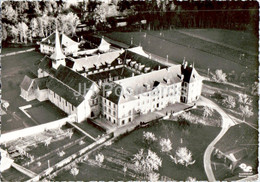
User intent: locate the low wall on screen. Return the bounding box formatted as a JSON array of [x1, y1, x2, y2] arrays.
[[0, 116, 73, 143]]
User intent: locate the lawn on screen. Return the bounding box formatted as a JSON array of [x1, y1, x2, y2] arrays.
[[1, 167, 30, 181], [1, 50, 45, 133], [104, 29, 258, 85], [180, 29, 258, 53], [54, 120, 221, 181], [26, 101, 68, 125]]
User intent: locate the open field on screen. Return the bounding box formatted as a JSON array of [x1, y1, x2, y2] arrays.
[[1, 49, 45, 133], [54, 121, 221, 181], [104, 29, 258, 85]]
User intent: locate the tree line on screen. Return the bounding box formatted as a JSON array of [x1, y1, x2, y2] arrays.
[[1, 0, 258, 44]]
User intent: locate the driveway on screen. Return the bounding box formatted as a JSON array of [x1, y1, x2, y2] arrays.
[[197, 96, 236, 182]]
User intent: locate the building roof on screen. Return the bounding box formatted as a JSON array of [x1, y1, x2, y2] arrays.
[[87, 67, 138, 83], [55, 65, 94, 96], [20, 75, 34, 91], [127, 46, 149, 58], [215, 123, 258, 155], [38, 56, 56, 75], [34, 77, 49, 90], [111, 50, 168, 71], [73, 50, 122, 71], [46, 77, 85, 107], [50, 29, 66, 60], [41, 31, 79, 48]]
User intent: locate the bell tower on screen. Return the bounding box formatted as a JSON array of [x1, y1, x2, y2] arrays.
[[50, 29, 66, 69]]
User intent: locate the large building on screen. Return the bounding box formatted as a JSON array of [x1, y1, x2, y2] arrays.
[[21, 30, 203, 125], [40, 30, 80, 55]]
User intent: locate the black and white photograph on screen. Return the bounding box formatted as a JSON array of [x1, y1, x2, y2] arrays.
[[0, 0, 259, 181]]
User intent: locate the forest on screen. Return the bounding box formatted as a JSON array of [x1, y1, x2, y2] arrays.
[[1, 0, 258, 44]]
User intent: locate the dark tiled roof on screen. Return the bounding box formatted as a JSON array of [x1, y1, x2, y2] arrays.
[[55, 65, 94, 96], [101, 83, 122, 104], [35, 77, 49, 90], [46, 77, 84, 107], [215, 123, 258, 154], [38, 56, 56, 75], [41, 33, 62, 47], [20, 75, 34, 91], [111, 50, 168, 71], [87, 67, 138, 82]]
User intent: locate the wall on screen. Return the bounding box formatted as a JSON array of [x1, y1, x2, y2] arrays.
[[0, 116, 74, 143]]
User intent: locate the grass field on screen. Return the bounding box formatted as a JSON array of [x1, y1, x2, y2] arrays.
[[104, 29, 258, 85], [1, 50, 45, 133], [54, 121, 221, 181]]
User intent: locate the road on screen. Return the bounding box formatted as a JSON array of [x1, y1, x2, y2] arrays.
[[197, 96, 236, 182]]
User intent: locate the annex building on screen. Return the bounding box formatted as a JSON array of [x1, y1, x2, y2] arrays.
[[21, 30, 203, 125]]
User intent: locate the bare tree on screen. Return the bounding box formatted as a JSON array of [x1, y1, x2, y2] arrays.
[[170, 147, 195, 167], [159, 138, 172, 153], [212, 69, 227, 83], [239, 105, 253, 121], [132, 149, 162, 178], [95, 153, 104, 166], [143, 131, 157, 144], [186, 176, 197, 182], [70, 167, 79, 178], [223, 95, 236, 109], [203, 106, 214, 118]]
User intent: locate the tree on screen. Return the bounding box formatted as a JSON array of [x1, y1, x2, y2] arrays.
[[30, 18, 39, 37], [203, 106, 214, 118], [10, 25, 19, 42], [223, 95, 236, 109], [70, 167, 79, 177], [251, 82, 258, 96], [2, 24, 8, 41], [93, 2, 119, 28], [2, 101, 9, 111], [132, 149, 162, 177], [212, 69, 227, 82], [148, 172, 160, 182], [17, 22, 28, 43], [187, 176, 197, 182], [44, 137, 52, 147], [170, 147, 195, 167], [159, 138, 172, 153], [95, 153, 104, 166], [143, 131, 157, 144], [2, 4, 18, 23], [238, 94, 252, 106], [239, 105, 253, 121]]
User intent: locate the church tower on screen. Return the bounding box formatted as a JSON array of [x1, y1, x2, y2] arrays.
[[50, 29, 66, 69]]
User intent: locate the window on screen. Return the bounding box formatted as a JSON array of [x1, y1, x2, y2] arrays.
[[113, 111, 116, 116], [122, 120, 125, 125], [129, 118, 131, 122]]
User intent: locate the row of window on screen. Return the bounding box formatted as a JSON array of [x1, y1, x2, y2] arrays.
[[52, 91, 75, 111]]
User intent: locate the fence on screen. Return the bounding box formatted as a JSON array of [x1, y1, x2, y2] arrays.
[[26, 133, 112, 182]]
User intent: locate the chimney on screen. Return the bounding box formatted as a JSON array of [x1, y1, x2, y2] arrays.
[[132, 72, 135, 77], [158, 65, 161, 70], [149, 54, 151, 59]]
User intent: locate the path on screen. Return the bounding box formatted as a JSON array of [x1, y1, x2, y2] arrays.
[[197, 96, 236, 182], [68, 122, 97, 141], [12, 163, 37, 178], [177, 30, 257, 57], [1, 48, 35, 57]]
